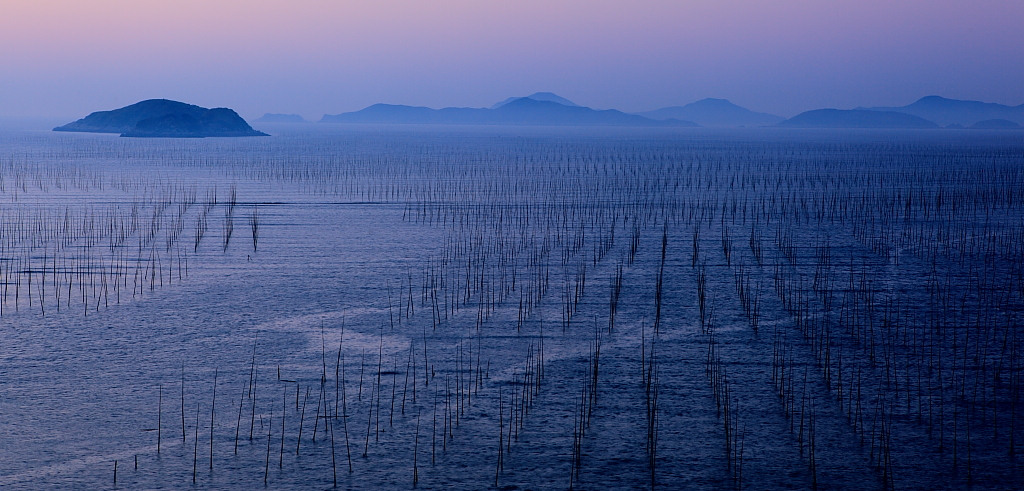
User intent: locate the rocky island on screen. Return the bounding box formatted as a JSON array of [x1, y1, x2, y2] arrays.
[[54, 99, 268, 137]]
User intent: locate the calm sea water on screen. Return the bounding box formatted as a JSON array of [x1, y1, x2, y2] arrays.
[[0, 123, 1021, 489]]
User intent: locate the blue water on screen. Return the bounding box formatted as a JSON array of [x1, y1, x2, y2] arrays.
[[0, 124, 1022, 489]]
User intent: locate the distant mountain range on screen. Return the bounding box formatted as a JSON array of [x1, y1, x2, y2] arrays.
[[778, 109, 939, 129], [255, 113, 307, 123], [861, 96, 1024, 127], [491, 92, 579, 109], [54, 99, 267, 137], [319, 93, 1024, 130], [57, 93, 1001, 132], [48, 95, 1024, 136], [775, 96, 1024, 129], [321, 96, 698, 127], [637, 98, 784, 127], [970, 119, 1021, 129]]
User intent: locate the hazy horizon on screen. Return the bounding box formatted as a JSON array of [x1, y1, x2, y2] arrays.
[[2, 4, 1024, 488], [2, 0, 1022, 121]]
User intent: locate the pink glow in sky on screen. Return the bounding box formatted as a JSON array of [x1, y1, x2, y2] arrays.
[[1, 0, 1022, 119]]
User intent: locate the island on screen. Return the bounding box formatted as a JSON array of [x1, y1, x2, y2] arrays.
[[778, 109, 939, 129], [54, 99, 268, 138], [969, 119, 1021, 130], [255, 113, 307, 123], [321, 95, 698, 127], [864, 96, 1024, 127], [638, 98, 784, 127]]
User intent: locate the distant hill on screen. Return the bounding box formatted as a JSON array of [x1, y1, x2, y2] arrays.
[[779, 109, 939, 129], [969, 119, 1021, 130], [321, 97, 697, 127], [255, 113, 306, 123], [488, 98, 695, 126], [863, 96, 1024, 127], [322, 104, 443, 124], [54, 99, 267, 137], [638, 98, 783, 127], [491, 92, 580, 109]]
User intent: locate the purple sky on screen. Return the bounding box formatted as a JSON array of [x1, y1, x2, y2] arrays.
[[2, 0, 1022, 120]]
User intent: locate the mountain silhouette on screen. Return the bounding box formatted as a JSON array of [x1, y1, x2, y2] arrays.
[[321, 97, 697, 127], [255, 113, 306, 123], [779, 109, 939, 129], [863, 96, 1024, 126], [969, 119, 1021, 130], [490, 92, 580, 109], [54, 99, 267, 137], [638, 98, 783, 127]]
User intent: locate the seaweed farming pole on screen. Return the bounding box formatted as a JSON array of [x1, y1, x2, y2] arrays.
[[341, 379, 352, 473], [192, 402, 200, 484], [495, 386, 504, 486], [362, 383, 374, 458], [157, 384, 162, 454], [264, 407, 272, 485], [654, 225, 667, 334], [329, 404, 337, 488], [280, 386, 286, 468], [249, 205, 259, 252], [297, 387, 309, 455], [342, 325, 350, 418], [413, 406, 420, 486], [250, 364, 259, 441], [209, 369, 217, 470], [181, 365, 186, 444], [375, 328, 383, 441], [234, 382, 245, 454]]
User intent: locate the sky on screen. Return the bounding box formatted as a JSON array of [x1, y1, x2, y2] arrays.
[[1, 0, 1022, 120]]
